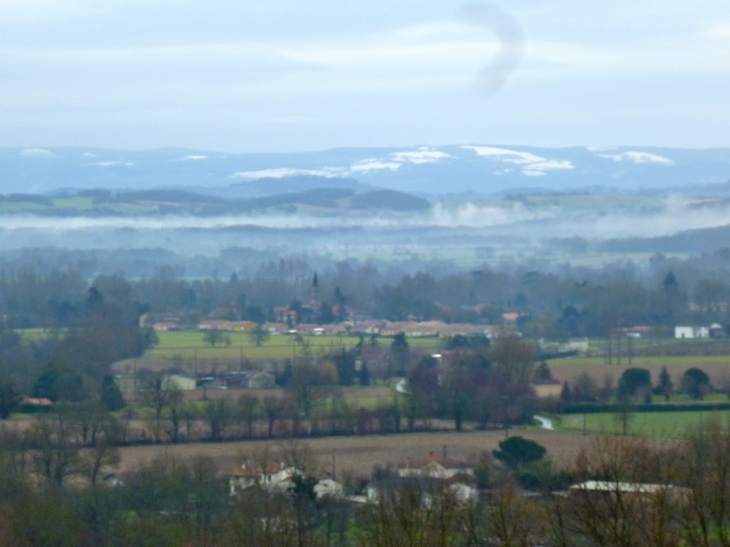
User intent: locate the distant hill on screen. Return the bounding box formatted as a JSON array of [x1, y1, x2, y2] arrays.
[[0, 186, 431, 216], [225, 175, 368, 198], [200, 188, 357, 214], [601, 224, 730, 254], [350, 189, 430, 211], [115, 189, 225, 204]]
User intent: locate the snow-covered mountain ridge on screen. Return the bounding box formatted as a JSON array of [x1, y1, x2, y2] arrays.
[[2, 145, 728, 196]]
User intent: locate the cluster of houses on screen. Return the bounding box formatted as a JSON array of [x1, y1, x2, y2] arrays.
[[152, 319, 502, 339], [226, 450, 687, 507], [228, 451, 479, 504]]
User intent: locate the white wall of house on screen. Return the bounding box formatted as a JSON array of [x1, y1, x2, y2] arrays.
[[675, 326, 710, 339]]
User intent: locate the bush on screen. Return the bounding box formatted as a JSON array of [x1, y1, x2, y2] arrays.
[[682, 368, 711, 400], [618, 368, 652, 398]]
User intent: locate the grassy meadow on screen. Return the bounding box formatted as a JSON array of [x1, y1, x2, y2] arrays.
[[558, 410, 730, 438], [144, 330, 442, 360], [549, 355, 730, 367]]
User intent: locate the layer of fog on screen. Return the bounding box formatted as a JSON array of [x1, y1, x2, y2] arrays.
[[0, 196, 727, 241]]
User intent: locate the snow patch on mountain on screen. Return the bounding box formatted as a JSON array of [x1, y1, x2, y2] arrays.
[[599, 151, 674, 165], [90, 161, 135, 167], [179, 155, 209, 161], [233, 168, 338, 179], [390, 149, 452, 164], [462, 145, 575, 176], [19, 148, 59, 158], [349, 159, 401, 173]]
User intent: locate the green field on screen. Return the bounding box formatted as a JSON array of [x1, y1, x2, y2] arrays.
[[558, 410, 730, 438], [146, 330, 442, 360], [549, 355, 730, 367]]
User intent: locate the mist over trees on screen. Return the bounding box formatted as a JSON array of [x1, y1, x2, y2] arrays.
[[1, 249, 730, 335]]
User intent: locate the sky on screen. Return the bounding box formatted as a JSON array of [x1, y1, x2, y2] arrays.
[[1, 0, 729, 152]]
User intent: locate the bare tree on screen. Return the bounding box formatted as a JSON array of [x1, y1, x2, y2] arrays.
[[238, 393, 260, 439], [487, 481, 548, 547], [139, 374, 181, 442], [557, 435, 684, 547], [81, 439, 120, 486], [262, 395, 285, 438], [679, 415, 730, 547], [491, 334, 538, 386], [204, 399, 234, 442], [31, 412, 81, 488]]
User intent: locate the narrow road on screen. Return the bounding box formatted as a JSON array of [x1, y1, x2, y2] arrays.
[[534, 415, 555, 430]]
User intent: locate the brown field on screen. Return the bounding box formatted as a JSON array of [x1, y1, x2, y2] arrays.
[[116, 429, 587, 477], [550, 362, 730, 386]]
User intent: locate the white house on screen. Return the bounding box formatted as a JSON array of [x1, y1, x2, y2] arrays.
[[364, 479, 478, 506], [675, 326, 710, 339], [228, 462, 301, 496], [398, 453, 474, 480], [314, 479, 344, 499]]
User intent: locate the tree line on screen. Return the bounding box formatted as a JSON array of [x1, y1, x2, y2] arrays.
[[3, 250, 730, 336], [4, 415, 730, 546]]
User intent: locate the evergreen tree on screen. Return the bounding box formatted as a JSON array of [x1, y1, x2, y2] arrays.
[[100, 375, 125, 411], [359, 363, 371, 386], [560, 381, 573, 402], [655, 366, 673, 401], [0, 380, 22, 419]]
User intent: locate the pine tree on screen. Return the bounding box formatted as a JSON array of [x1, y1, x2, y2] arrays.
[[655, 366, 673, 402], [560, 381, 573, 402], [359, 363, 371, 386], [100, 375, 125, 411]]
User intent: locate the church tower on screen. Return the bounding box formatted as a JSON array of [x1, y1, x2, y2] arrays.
[[311, 272, 321, 313]]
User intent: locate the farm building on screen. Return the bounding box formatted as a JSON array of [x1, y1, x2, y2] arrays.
[[314, 479, 344, 499], [674, 326, 710, 339], [198, 319, 233, 331], [152, 321, 180, 331], [162, 374, 196, 391], [351, 320, 388, 335], [263, 322, 289, 334], [364, 477, 478, 506], [295, 323, 321, 335], [399, 452, 474, 480], [228, 463, 301, 496], [533, 383, 562, 398], [247, 372, 276, 389], [569, 481, 690, 502], [230, 321, 258, 332], [23, 397, 53, 407]]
